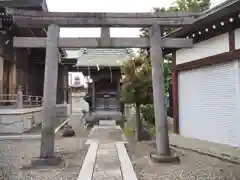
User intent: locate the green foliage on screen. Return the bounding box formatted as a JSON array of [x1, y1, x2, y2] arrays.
[[120, 56, 152, 104], [122, 1, 211, 139], [124, 123, 134, 137], [149, 124, 156, 137], [140, 104, 155, 125], [171, 0, 211, 12], [139, 0, 211, 95], [164, 58, 173, 94]]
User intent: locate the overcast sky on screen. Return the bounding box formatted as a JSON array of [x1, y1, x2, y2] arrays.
[[46, 0, 225, 38], [45, 0, 226, 85]]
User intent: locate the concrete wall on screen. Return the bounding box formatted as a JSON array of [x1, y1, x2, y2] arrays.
[[0, 104, 72, 134], [71, 94, 89, 113], [55, 104, 72, 125], [0, 107, 43, 133], [124, 104, 137, 129], [235, 28, 240, 50], [176, 33, 229, 64]]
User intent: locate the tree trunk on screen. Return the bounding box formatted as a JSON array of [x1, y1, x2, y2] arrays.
[[135, 103, 142, 141]]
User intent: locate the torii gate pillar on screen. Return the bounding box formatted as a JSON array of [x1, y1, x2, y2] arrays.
[[149, 24, 178, 162], [32, 24, 62, 165]]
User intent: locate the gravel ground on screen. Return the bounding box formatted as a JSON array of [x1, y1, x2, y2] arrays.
[[0, 137, 89, 180], [0, 113, 90, 180], [126, 138, 240, 180]]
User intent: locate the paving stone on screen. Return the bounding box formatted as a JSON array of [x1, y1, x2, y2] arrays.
[[92, 143, 122, 180], [88, 126, 125, 142], [88, 126, 125, 180], [169, 134, 240, 164]]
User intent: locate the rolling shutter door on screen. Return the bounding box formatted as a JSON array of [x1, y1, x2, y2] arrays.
[[178, 61, 240, 147]]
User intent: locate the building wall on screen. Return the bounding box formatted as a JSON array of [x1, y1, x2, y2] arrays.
[[0, 33, 14, 95], [15, 48, 29, 93], [235, 28, 240, 50], [15, 49, 44, 96], [174, 28, 240, 147], [176, 33, 229, 64], [0, 28, 45, 98]]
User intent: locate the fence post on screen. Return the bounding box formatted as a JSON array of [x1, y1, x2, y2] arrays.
[[28, 96, 32, 107], [17, 89, 23, 108]]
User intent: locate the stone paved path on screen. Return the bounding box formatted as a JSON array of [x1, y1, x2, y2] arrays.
[[93, 143, 122, 180], [79, 123, 137, 180]]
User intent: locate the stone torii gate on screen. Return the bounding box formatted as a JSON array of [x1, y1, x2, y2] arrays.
[[6, 8, 198, 164]]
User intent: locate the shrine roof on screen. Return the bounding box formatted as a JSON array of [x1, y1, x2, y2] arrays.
[[65, 48, 134, 67], [0, 0, 66, 56], [165, 0, 240, 39]]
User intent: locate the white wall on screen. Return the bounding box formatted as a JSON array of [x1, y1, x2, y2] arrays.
[[235, 28, 240, 50], [178, 60, 240, 147], [176, 33, 229, 64]]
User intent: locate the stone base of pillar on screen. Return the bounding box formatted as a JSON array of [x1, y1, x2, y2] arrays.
[[30, 155, 63, 167], [149, 150, 179, 163]]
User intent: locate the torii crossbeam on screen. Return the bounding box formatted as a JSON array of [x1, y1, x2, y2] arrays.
[[13, 37, 193, 48], [6, 7, 199, 165], [6, 8, 199, 27]]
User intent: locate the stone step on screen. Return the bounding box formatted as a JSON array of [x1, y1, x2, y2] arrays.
[[99, 120, 116, 126]]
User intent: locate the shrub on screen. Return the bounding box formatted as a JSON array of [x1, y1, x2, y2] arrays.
[[124, 123, 134, 137], [140, 104, 155, 125]]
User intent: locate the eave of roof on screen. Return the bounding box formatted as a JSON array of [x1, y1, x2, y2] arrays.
[[0, 0, 46, 9], [64, 48, 133, 67], [165, 0, 240, 38]]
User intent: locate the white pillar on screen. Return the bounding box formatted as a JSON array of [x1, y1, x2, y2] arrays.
[[40, 24, 60, 159], [150, 24, 170, 156]]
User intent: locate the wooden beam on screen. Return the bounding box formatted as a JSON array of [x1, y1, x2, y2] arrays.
[[13, 37, 193, 48], [6, 8, 198, 27], [176, 49, 240, 72]]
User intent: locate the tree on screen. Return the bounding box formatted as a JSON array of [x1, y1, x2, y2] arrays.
[[122, 0, 211, 141], [139, 0, 211, 94], [120, 56, 152, 140], [164, 57, 172, 95], [171, 0, 210, 12]]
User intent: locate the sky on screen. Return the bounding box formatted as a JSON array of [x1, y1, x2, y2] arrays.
[[45, 0, 225, 86]]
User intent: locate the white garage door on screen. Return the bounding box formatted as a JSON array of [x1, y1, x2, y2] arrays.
[[178, 61, 240, 147]]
